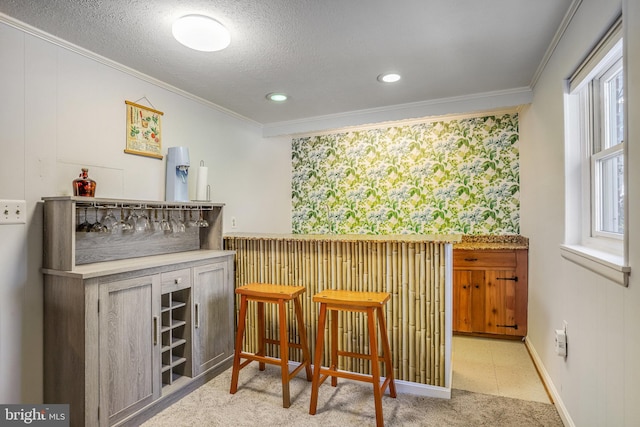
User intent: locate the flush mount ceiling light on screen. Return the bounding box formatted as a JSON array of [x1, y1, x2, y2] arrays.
[[377, 73, 401, 83], [172, 15, 230, 52], [266, 93, 288, 102]]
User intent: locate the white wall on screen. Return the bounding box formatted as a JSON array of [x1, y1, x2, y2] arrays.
[[0, 20, 291, 403], [520, 0, 639, 425]]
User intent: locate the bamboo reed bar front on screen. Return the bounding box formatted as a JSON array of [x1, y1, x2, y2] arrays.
[[224, 233, 460, 388]]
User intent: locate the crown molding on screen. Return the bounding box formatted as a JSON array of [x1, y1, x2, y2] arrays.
[[263, 87, 532, 138], [530, 0, 583, 89], [0, 12, 260, 128]]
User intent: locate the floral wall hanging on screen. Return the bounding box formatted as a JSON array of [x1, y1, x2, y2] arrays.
[[125, 100, 163, 159], [291, 113, 520, 235]]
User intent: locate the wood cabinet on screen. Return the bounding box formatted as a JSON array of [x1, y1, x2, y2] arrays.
[[193, 261, 234, 375], [453, 249, 528, 337], [42, 197, 235, 427], [99, 274, 161, 426]]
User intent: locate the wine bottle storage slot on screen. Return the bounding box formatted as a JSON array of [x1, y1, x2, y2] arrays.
[[160, 287, 193, 389]]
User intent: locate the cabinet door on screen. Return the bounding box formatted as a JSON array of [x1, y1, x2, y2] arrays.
[[484, 269, 518, 335], [193, 261, 233, 376], [99, 274, 161, 426], [453, 270, 485, 333], [453, 270, 472, 332]]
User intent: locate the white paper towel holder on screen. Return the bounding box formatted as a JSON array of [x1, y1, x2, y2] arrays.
[[193, 160, 211, 202]]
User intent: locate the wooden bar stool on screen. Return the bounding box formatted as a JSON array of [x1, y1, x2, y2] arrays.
[[309, 289, 396, 427], [229, 283, 312, 408]]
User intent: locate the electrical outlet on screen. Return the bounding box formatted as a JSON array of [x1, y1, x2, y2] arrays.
[[231, 216, 237, 229], [0, 200, 27, 224]]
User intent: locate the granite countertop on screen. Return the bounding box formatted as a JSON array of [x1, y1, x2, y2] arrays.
[[454, 235, 529, 250], [224, 232, 462, 244], [223, 233, 527, 248]]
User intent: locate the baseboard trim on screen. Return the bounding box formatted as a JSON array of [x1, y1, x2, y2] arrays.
[[394, 378, 451, 399], [288, 360, 452, 399], [524, 337, 575, 427]]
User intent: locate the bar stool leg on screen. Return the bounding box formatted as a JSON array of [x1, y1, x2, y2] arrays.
[[309, 302, 327, 415], [294, 297, 313, 381], [257, 301, 266, 371], [278, 299, 291, 408], [367, 307, 384, 427], [230, 295, 248, 394], [330, 309, 338, 387], [377, 306, 396, 397]]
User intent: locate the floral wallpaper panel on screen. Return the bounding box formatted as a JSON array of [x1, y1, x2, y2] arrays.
[[291, 113, 519, 235]]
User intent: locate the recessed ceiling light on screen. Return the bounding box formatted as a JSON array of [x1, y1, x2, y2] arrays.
[[172, 15, 230, 52], [266, 93, 288, 102], [377, 73, 401, 83]]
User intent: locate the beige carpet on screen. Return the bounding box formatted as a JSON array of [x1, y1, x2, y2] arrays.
[[142, 364, 563, 426]]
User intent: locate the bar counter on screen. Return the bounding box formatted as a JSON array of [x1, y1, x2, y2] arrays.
[[224, 233, 461, 389]]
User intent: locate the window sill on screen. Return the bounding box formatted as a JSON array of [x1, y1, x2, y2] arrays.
[[560, 244, 630, 287]]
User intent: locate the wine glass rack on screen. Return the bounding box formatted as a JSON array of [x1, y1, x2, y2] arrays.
[[42, 196, 224, 270]]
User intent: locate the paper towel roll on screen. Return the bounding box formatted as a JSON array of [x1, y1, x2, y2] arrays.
[[195, 166, 209, 200]]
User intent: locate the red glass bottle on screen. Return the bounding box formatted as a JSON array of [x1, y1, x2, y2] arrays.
[[73, 168, 96, 197]]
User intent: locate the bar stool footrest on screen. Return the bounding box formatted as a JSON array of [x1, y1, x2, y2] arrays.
[[318, 367, 376, 384], [238, 352, 290, 367]]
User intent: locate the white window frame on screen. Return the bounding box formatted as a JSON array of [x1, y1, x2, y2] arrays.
[[561, 17, 630, 286], [592, 56, 624, 241]]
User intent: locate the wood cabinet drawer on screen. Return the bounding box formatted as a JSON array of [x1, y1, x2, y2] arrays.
[[161, 268, 191, 292], [453, 250, 517, 269]]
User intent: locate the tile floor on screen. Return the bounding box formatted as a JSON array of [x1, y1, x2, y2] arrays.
[[452, 335, 551, 404]]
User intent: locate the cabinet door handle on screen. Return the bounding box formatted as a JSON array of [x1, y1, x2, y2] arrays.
[[475, 285, 479, 289], [153, 316, 159, 346], [464, 257, 478, 262], [195, 303, 200, 329]]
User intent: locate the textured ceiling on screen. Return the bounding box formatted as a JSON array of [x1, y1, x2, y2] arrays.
[[0, 0, 572, 128]]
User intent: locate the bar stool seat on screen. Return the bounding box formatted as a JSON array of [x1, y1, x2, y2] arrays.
[[309, 289, 397, 427], [229, 283, 312, 408]]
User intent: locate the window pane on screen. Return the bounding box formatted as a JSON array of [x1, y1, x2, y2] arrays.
[[597, 152, 624, 234], [604, 68, 624, 149]]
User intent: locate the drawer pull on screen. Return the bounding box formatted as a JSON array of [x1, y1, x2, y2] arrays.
[[195, 303, 200, 329], [153, 316, 159, 345], [464, 257, 478, 262], [496, 276, 518, 282], [497, 324, 519, 329], [174, 278, 182, 284]]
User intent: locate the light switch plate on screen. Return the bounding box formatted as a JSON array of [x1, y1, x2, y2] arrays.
[[0, 200, 27, 224]]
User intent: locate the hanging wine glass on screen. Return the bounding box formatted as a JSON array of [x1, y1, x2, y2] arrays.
[[185, 209, 198, 228], [76, 207, 91, 232], [151, 209, 162, 232], [135, 208, 150, 233], [161, 209, 171, 233], [118, 207, 133, 233], [169, 209, 184, 233], [101, 207, 118, 232], [176, 210, 186, 233], [125, 208, 138, 231], [197, 207, 209, 228], [90, 206, 107, 232]]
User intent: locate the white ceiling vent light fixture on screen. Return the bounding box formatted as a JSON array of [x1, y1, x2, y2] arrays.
[[172, 15, 231, 52], [377, 73, 401, 83]]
